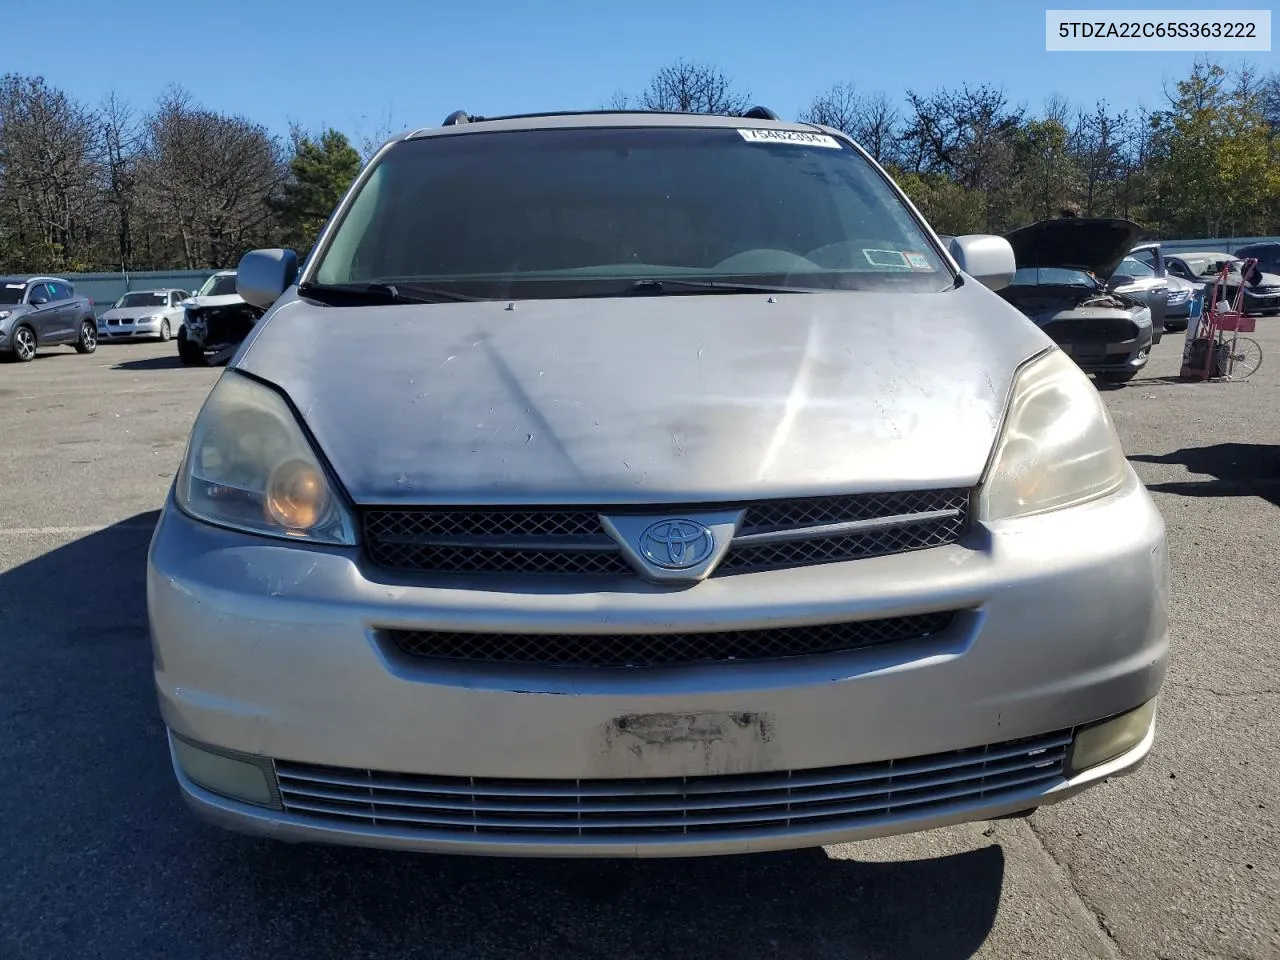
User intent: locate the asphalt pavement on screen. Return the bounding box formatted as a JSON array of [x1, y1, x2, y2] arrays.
[[1, 328, 1276, 960]]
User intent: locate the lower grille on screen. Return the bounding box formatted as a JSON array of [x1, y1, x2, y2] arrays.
[[274, 729, 1071, 840], [1045, 318, 1140, 341], [383, 611, 957, 667]]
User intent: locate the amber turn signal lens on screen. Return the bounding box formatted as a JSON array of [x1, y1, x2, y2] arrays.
[[265, 459, 328, 530]]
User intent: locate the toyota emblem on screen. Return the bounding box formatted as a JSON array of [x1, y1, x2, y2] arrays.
[[638, 519, 715, 570]]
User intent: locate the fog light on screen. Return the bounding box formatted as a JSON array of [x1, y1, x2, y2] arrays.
[[1068, 699, 1157, 775], [171, 734, 279, 807]]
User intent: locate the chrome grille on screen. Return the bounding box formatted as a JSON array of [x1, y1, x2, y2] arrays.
[[361, 488, 970, 578], [274, 730, 1071, 840], [383, 611, 956, 667]]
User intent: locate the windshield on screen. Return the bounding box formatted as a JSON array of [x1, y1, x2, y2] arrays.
[[198, 275, 239, 297], [117, 291, 168, 308], [310, 126, 953, 298], [1182, 257, 1227, 276], [1112, 257, 1154, 280], [1008, 267, 1096, 288], [0, 283, 26, 305]]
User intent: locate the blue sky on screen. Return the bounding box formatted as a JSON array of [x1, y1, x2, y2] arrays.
[[8, 0, 1274, 141]]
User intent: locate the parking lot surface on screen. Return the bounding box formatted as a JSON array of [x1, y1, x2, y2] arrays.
[[1, 332, 1277, 960]]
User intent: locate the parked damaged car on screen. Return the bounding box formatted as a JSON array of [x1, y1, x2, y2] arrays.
[[177, 270, 267, 366], [999, 218, 1154, 384]]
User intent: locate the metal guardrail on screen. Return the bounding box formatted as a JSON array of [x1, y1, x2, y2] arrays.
[[1152, 236, 1279, 256], [61, 269, 224, 317]]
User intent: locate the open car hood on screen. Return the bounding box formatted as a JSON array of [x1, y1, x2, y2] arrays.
[[1005, 218, 1143, 281]]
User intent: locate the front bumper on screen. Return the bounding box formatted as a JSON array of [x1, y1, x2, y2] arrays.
[[1241, 289, 1280, 315], [98, 319, 163, 340], [148, 468, 1170, 857], [1059, 330, 1153, 373]]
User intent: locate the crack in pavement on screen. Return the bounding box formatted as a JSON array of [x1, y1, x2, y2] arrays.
[[1024, 819, 1123, 959]]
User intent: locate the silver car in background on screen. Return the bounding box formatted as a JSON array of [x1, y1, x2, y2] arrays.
[[97, 288, 188, 342], [148, 110, 1169, 859]]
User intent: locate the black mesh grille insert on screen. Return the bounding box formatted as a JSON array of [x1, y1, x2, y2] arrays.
[[383, 611, 957, 667], [361, 489, 971, 578], [721, 512, 968, 573], [363, 507, 629, 575], [739, 488, 968, 534]]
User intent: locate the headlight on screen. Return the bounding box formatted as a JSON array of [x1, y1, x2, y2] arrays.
[[0, 310, 10, 321], [175, 370, 356, 544], [978, 349, 1128, 521]]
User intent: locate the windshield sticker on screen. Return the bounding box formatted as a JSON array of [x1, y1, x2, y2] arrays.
[[903, 252, 934, 270], [737, 129, 841, 149], [863, 248, 911, 269], [5, 283, 24, 288]]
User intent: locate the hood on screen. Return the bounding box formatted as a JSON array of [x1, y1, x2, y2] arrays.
[[185, 293, 245, 310], [102, 307, 164, 320], [1005, 218, 1143, 281], [235, 284, 1050, 505]]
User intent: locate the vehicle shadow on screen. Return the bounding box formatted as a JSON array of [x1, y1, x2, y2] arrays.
[[0, 514, 1004, 960], [1131, 443, 1280, 508], [1096, 375, 1202, 392], [112, 354, 187, 371]]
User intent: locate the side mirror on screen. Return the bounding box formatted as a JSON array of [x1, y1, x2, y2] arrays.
[[948, 235, 1017, 291], [29, 294, 49, 306], [237, 248, 299, 310]]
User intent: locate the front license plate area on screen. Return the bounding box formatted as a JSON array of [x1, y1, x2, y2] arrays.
[[1072, 343, 1105, 360], [597, 710, 778, 778]]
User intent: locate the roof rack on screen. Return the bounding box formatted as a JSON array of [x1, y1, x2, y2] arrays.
[[440, 106, 784, 127], [442, 110, 479, 126]]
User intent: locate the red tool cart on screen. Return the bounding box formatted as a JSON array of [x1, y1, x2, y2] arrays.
[[1179, 258, 1264, 381]]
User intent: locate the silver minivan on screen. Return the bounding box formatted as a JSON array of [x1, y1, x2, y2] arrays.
[[148, 109, 1169, 859]]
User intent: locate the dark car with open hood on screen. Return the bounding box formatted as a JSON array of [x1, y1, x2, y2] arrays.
[[998, 218, 1155, 384]]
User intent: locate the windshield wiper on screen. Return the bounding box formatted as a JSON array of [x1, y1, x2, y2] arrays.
[[298, 281, 487, 305], [622, 278, 817, 296]]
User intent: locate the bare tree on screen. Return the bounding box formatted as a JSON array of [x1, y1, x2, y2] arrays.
[[99, 91, 143, 269], [353, 104, 398, 162], [141, 85, 285, 268], [601, 89, 631, 110], [801, 83, 902, 165], [802, 81, 861, 133], [638, 59, 750, 115], [1261, 71, 1280, 133], [0, 73, 102, 269], [1071, 101, 1129, 216], [902, 84, 1024, 229]]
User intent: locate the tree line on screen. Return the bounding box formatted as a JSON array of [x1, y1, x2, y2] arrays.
[[1, 57, 1278, 274]]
